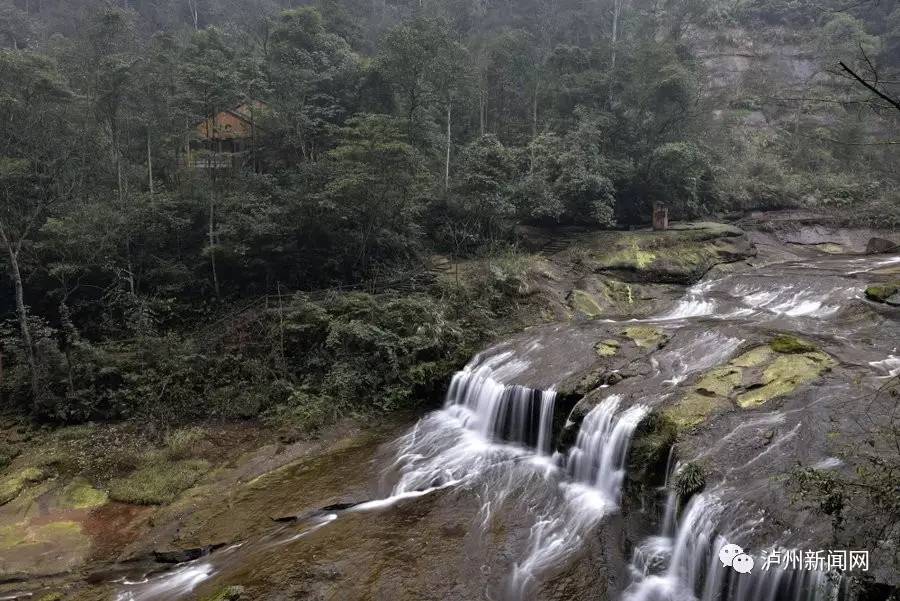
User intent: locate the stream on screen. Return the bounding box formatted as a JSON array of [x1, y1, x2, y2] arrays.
[[110, 251, 898, 601]]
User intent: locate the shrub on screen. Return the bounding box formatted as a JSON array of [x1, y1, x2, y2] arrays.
[[674, 462, 706, 499]]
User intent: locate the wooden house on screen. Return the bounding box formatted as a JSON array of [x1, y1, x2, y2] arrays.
[[184, 101, 268, 172]]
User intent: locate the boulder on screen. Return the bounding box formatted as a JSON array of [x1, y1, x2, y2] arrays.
[[865, 237, 898, 255], [865, 283, 900, 304]]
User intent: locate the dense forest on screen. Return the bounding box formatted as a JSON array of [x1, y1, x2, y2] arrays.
[[1, 0, 898, 427]]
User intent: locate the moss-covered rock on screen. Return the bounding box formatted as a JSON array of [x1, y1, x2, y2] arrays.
[[623, 326, 669, 349], [770, 335, 817, 354], [664, 392, 731, 429], [60, 477, 108, 509], [695, 366, 742, 397], [628, 412, 678, 485], [568, 289, 604, 317], [731, 346, 773, 367], [665, 343, 836, 427], [583, 224, 755, 285], [594, 339, 620, 357], [0, 467, 47, 506], [736, 352, 834, 408], [865, 283, 899, 304], [109, 459, 209, 505]]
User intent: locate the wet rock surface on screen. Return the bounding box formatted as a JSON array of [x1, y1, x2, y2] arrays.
[[3, 223, 899, 601]]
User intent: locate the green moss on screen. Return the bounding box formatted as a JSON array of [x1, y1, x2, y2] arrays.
[[770, 335, 817, 354], [0, 467, 47, 506], [109, 459, 209, 505], [665, 392, 731, 429], [37, 594, 64, 601], [598, 240, 657, 271], [731, 346, 773, 368], [569, 289, 604, 317], [737, 352, 834, 408], [0, 524, 27, 548], [623, 326, 667, 349], [695, 366, 742, 397], [865, 283, 899, 303], [60, 477, 108, 509], [201, 585, 246, 601], [628, 412, 678, 484], [594, 339, 620, 357]]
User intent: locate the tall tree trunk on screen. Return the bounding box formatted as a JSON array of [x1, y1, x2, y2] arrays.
[[147, 129, 154, 195], [609, 0, 622, 106], [187, 0, 199, 30], [611, 0, 621, 71], [479, 90, 485, 136], [445, 101, 452, 191], [59, 300, 78, 397], [0, 232, 39, 402], [209, 191, 220, 299]]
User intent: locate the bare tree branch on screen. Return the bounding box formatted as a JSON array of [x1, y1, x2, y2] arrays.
[[839, 61, 900, 113]]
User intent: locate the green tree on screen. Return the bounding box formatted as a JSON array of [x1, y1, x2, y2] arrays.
[[0, 50, 74, 405], [265, 7, 359, 164], [320, 114, 426, 277]]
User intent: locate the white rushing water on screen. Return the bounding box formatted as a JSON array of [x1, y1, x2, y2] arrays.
[[378, 350, 558, 505], [508, 396, 649, 599], [660, 269, 862, 323], [624, 494, 843, 601]]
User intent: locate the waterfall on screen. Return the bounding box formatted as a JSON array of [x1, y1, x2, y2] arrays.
[[508, 396, 648, 599], [660, 453, 679, 539], [624, 495, 844, 601], [566, 396, 649, 500], [380, 351, 558, 504], [445, 353, 557, 453]]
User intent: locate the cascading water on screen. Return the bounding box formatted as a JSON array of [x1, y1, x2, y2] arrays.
[[624, 494, 844, 601], [381, 350, 558, 501], [445, 363, 557, 452], [567, 396, 649, 498], [508, 396, 649, 599]]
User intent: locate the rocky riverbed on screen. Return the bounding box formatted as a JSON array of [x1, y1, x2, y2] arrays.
[[1, 219, 898, 601]]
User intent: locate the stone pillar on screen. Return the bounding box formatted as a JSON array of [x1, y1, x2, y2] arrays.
[[652, 203, 668, 231]]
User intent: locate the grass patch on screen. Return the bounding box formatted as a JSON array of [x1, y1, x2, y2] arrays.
[[109, 459, 209, 505], [0, 444, 19, 472], [164, 427, 207, 461]]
